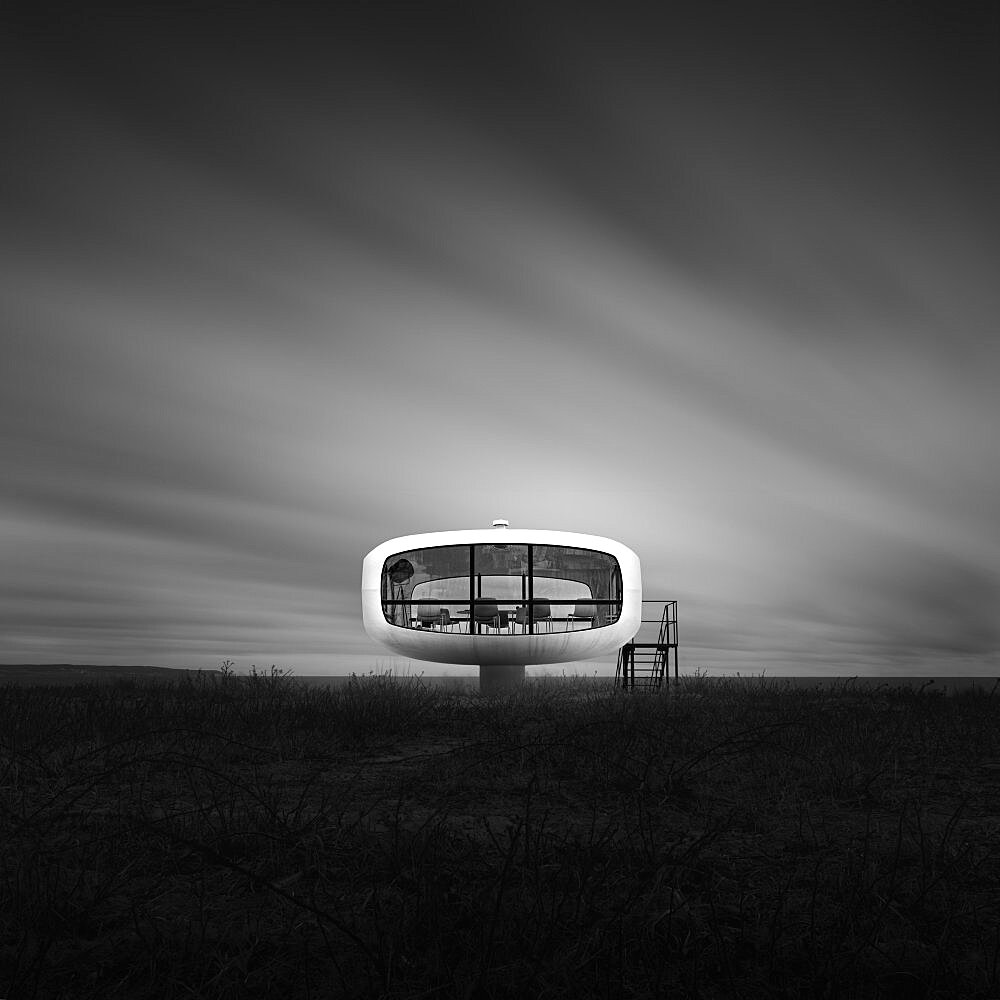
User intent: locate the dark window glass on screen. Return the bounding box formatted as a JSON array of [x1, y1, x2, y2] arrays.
[[532, 545, 622, 627], [473, 543, 529, 602], [382, 546, 469, 627], [382, 542, 621, 632]]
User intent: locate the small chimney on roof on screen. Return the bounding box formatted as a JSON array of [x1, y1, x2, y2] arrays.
[[492, 518, 509, 528]]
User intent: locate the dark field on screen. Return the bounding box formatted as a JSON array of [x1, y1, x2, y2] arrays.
[[2, 668, 1000, 998]]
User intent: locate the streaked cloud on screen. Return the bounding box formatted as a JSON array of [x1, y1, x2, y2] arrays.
[[1, 4, 997, 675]]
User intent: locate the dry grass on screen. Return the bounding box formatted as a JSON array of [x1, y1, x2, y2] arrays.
[[2, 669, 1000, 998]]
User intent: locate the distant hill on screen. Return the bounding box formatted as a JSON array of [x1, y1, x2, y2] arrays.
[[0, 664, 215, 685]]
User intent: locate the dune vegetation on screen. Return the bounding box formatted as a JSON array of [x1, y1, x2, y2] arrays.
[[2, 667, 1000, 998]]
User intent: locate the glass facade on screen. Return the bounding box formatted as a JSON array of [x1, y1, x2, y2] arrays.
[[381, 543, 622, 634]]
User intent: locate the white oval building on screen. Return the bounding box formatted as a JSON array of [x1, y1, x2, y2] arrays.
[[362, 522, 642, 691]]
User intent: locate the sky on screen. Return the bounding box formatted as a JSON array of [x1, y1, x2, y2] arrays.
[[2, 3, 998, 677]]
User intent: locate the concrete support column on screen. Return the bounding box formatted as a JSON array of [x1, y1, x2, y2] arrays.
[[479, 663, 525, 694]]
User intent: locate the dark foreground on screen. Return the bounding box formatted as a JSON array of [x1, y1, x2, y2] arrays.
[[2, 671, 999, 999]]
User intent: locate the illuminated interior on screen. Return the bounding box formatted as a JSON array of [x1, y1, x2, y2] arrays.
[[381, 543, 623, 634]]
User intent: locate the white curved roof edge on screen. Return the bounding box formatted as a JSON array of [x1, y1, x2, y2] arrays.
[[361, 528, 642, 667], [362, 527, 641, 571]]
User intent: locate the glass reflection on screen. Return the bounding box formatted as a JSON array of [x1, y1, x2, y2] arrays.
[[382, 543, 622, 634]]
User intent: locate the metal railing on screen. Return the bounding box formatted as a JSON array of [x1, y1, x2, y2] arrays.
[[615, 600, 679, 689]]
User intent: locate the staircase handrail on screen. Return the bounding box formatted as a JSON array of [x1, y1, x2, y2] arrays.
[[616, 599, 678, 689]]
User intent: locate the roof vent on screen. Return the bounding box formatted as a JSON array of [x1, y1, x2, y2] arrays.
[[492, 519, 509, 529]]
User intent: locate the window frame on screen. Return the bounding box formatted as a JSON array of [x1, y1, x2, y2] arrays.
[[381, 542, 623, 634]]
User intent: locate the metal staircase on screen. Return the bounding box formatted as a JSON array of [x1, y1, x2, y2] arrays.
[[615, 601, 678, 690]]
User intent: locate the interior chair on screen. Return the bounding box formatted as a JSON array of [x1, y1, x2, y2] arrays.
[[515, 601, 552, 633], [417, 604, 448, 628], [568, 602, 597, 630], [473, 600, 502, 633]]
